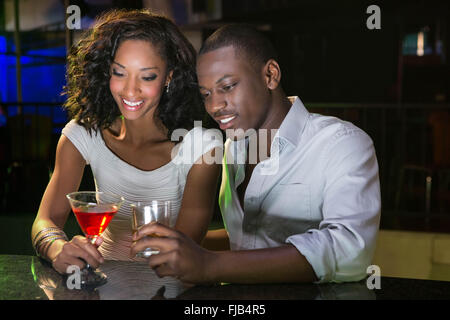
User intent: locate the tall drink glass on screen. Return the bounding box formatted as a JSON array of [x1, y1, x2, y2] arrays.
[[131, 200, 171, 258]]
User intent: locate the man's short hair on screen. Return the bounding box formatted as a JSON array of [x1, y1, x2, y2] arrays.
[[199, 24, 278, 71]]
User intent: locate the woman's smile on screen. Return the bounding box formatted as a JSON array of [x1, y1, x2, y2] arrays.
[[122, 98, 144, 111]]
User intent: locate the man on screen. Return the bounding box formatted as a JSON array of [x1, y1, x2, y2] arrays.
[[131, 24, 381, 284]]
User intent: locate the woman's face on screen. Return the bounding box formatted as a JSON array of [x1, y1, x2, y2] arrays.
[[109, 39, 172, 122]]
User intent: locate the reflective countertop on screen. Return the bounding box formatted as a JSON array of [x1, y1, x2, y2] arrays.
[[1, 255, 450, 300]]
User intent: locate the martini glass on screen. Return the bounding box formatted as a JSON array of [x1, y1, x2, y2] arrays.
[[66, 191, 124, 288]]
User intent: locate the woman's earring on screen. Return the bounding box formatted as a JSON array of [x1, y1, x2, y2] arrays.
[[166, 82, 170, 93]]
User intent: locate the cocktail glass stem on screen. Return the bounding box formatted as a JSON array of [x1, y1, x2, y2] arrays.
[[84, 235, 100, 270]]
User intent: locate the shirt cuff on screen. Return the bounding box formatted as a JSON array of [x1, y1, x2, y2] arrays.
[[285, 230, 337, 284]]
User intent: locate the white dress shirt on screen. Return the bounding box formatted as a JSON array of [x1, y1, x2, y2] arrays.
[[219, 96, 381, 283]]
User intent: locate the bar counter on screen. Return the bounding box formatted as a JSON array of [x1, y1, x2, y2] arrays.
[[1, 254, 450, 300]]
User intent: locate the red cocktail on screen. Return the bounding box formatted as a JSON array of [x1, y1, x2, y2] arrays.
[[66, 191, 124, 288], [73, 207, 117, 243]]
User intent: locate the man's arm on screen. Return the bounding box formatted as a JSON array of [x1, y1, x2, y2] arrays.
[[130, 223, 317, 284], [285, 128, 381, 283], [207, 244, 317, 284]]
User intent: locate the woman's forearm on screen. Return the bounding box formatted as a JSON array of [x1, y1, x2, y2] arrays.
[[31, 217, 68, 262], [202, 228, 230, 251]]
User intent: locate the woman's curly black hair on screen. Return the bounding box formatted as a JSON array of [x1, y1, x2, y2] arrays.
[[63, 9, 204, 139]]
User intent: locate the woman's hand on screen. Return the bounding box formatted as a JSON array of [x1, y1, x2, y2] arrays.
[[51, 235, 104, 274], [130, 223, 218, 284]]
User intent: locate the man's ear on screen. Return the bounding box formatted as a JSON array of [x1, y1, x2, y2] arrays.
[[264, 59, 281, 90]]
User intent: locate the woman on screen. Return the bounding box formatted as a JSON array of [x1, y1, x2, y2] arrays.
[[31, 9, 222, 274]]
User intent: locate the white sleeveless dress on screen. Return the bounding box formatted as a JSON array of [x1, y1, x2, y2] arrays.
[[62, 120, 223, 261]]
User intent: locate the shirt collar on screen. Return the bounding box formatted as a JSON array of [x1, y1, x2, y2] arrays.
[[226, 96, 310, 159], [273, 96, 310, 149]]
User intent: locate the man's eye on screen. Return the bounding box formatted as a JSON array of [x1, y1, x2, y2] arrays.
[[222, 83, 237, 91]]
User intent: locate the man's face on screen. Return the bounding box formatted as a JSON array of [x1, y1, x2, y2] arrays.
[[197, 46, 272, 140]]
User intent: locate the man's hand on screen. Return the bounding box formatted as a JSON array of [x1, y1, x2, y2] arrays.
[[130, 223, 218, 284]]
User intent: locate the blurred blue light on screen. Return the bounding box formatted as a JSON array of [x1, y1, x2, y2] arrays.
[[0, 39, 68, 131]]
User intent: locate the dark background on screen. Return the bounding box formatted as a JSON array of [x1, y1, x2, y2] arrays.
[[0, 0, 449, 255]]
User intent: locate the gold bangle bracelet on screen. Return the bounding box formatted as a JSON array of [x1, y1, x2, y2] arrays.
[[33, 231, 68, 251], [32, 227, 65, 247], [35, 235, 67, 258]]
